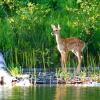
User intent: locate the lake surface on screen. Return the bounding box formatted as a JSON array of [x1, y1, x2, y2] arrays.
[[0, 85, 100, 100]]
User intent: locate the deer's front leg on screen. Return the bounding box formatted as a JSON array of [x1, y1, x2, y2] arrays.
[[60, 51, 67, 71]]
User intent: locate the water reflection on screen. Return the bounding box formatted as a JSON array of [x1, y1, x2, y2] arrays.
[[71, 86, 81, 100], [0, 86, 12, 100], [54, 85, 81, 100], [75, 87, 81, 100], [0, 85, 100, 100], [54, 85, 67, 100]]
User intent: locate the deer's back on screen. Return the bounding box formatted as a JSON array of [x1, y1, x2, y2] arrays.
[[62, 37, 84, 52]]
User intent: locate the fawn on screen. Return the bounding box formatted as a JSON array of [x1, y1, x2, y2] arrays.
[[51, 24, 85, 74]]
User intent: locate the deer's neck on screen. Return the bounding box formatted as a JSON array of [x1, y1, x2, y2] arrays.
[[55, 33, 62, 45]]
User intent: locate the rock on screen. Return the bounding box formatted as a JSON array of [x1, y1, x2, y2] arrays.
[[0, 52, 13, 85], [15, 78, 32, 86]]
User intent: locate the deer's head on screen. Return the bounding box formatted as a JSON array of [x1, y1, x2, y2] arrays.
[[51, 24, 61, 36]]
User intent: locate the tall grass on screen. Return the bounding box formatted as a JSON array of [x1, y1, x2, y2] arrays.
[[0, 0, 99, 71]]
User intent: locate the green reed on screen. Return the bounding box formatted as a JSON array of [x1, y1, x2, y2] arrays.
[[0, 0, 99, 76]]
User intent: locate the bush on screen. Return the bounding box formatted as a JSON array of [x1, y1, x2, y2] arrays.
[[0, 0, 99, 69]]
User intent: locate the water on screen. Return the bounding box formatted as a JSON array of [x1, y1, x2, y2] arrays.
[[0, 85, 100, 100]]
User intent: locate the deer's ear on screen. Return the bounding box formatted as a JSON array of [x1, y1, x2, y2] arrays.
[[58, 24, 61, 30], [51, 24, 55, 29]]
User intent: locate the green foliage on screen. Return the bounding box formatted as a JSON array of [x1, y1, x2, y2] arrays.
[[0, 0, 99, 69], [9, 64, 22, 76]]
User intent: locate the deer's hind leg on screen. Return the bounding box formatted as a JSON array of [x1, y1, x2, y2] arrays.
[[72, 50, 83, 75], [76, 52, 83, 74]]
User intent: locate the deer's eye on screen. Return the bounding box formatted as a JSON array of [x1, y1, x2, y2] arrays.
[[54, 30, 58, 32]]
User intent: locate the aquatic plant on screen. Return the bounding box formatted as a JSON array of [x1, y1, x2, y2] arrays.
[[8, 64, 22, 77]]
